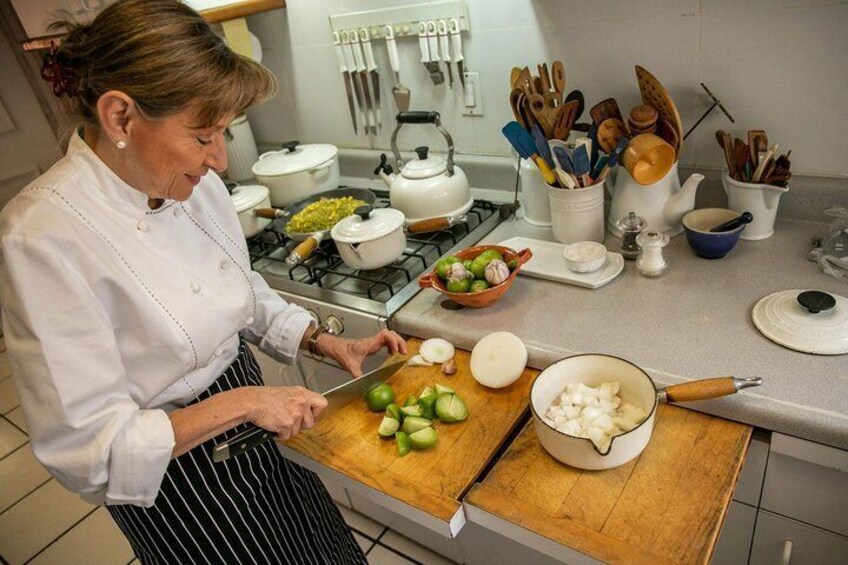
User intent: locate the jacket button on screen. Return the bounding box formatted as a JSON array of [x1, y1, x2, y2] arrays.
[[214, 347, 224, 357], [245, 316, 255, 326], [137, 220, 150, 232], [219, 260, 230, 271], [173, 207, 182, 217], [190, 283, 201, 294]]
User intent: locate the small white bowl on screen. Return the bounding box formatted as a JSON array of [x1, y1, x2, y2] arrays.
[[563, 241, 607, 273]]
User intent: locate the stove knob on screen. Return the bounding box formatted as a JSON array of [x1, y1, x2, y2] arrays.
[[324, 315, 344, 336], [305, 309, 320, 324]]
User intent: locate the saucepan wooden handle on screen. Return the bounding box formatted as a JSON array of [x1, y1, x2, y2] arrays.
[[407, 216, 456, 234], [254, 208, 286, 220], [285, 234, 322, 265], [660, 376, 762, 403]]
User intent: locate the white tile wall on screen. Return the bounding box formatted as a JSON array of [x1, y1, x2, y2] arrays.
[[243, 0, 848, 177]]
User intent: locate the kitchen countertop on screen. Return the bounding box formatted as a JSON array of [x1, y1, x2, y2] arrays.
[[390, 217, 848, 451]]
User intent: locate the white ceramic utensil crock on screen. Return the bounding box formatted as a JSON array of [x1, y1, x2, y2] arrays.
[[230, 183, 271, 238], [530, 354, 762, 470], [331, 206, 406, 270], [252, 140, 339, 207]]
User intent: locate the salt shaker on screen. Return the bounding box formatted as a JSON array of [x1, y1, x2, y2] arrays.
[[635, 231, 670, 277], [616, 212, 646, 260]]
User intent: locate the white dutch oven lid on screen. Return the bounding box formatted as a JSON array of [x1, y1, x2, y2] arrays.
[[251, 141, 338, 177], [230, 184, 269, 214], [331, 207, 405, 244], [752, 289, 848, 355]]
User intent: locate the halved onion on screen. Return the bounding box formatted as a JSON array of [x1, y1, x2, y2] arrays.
[[470, 332, 527, 389], [419, 338, 455, 364]]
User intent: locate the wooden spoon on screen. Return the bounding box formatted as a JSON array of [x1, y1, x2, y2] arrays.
[[552, 100, 580, 141], [528, 93, 554, 137], [590, 98, 624, 126], [716, 130, 735, 177], [551, 61, 566, 99], [597, 118, 629, 153]]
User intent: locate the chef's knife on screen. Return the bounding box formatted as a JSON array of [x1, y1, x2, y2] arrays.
[[449, 18, 465, 89], [341, 31, 367, 136], [332, 32, 357, 134], [360, 28, 381, 131], [211, 360, 407, 463], [351, 30, 376, 136], [437, 20, 452, 89]]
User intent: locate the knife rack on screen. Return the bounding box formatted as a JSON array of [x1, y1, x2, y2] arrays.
[[329, 0, 470, 39]]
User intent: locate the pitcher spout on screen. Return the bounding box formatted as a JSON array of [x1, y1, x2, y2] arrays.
[[663, 173, 704, 227]]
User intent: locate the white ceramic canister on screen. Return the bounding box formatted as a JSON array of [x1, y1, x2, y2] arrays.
[[252, 141, 340, 208], [518, 157, 552, 226], [331, 206, 407, 270], [547, 182, 605, 244], [722, 169, 789, 240], [223, 114, 259, 182], [230, 184, 271, 238]]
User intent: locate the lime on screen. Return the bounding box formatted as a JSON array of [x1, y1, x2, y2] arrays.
[[435, 383, 455, 396], [385, 403, 402, 421], [403, 396, 418, 407], [478, 249, 504, 263], [435, 257, 460, 280], [446, 278, 471, 293], [400, 405, 423, 418], [409, 427, 438, 450], [396, 431, 412, 456], [469, 280, 490, 293], [401, 416, 433, 434], [435, 393, 469, 423], [419, 386, 435, 399], [364, 383, 395, 412], [378, 416, 399, 438], [469, 256, 488, 280], [462, 259, 474, 271], [506, 258, 519, 271], [418, 394, 437, 420]]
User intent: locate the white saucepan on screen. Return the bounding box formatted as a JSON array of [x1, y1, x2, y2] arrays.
[[530, 354, 762, 470]]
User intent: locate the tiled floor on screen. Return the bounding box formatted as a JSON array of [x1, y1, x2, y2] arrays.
[[0, 341, 458, 565]]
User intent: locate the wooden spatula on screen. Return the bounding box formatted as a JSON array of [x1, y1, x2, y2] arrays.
[[590, 98, 624, 126], [552, 99, 580, 141], [636, 65, 684, 157], [716, 130, 735, 178], [733, 138, 751, 181], [551, 61, 566, 100], [748, 130, 768, 165]]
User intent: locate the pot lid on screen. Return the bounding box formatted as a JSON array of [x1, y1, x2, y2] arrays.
[[251, 140, 338, 177], [752, 289, 848, 355], [230, 184, 269, 213], [331, 206, 405, 244], [402, 146, 447, 179]]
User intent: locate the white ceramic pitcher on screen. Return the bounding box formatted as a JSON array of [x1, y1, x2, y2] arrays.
[[722, 170, 789, 240]]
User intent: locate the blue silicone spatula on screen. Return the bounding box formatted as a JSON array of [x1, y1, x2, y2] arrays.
[[571, 144, 591, 186], [501, 121, 557, 185]]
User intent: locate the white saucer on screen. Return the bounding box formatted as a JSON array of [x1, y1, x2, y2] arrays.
[[498, 237, 624, 289]]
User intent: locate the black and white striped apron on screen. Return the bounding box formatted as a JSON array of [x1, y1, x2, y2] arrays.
[[107, 337, 367, 565]]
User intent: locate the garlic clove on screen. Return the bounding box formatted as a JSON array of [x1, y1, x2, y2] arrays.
[[441, 358, 457, 375]]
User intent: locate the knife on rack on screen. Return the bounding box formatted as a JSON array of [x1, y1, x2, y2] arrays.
[[341, 31, 368, 136], [359, 28, 381, 131], [212, 360, 407, 462], [351, 29, 376, 136], [449, 18, 465, 89], [332, 31, 357, 134]]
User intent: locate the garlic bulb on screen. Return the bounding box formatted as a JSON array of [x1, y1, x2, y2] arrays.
[[446, 262, 473, 282], [485, 259, 510, 286]]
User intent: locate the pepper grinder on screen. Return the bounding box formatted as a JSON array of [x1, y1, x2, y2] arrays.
[[616, 212, 647, 260], [635, 231, 670, 277]]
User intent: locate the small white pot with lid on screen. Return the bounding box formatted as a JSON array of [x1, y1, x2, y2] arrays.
[[331, 205, 407, 270], [229, 183, 271, 238], [251, 140, 340, 207]]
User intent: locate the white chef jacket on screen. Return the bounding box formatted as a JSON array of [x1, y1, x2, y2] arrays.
[[0, 132, 314, 507]]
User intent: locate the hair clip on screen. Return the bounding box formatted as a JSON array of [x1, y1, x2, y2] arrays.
[[40, 42, 76, 98]]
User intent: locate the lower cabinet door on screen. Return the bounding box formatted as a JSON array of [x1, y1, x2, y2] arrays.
[[750, 510, 848, 565], [711, 501, 757, 564]]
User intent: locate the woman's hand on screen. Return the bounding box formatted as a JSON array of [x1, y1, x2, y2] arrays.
[[249, 386, 328, 441], [319, 329, 408, 377]]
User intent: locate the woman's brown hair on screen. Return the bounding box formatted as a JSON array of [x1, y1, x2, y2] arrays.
[[47, 0, 276, 127]]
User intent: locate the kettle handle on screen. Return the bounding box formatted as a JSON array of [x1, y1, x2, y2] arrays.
[[390, 111, 455, 177]]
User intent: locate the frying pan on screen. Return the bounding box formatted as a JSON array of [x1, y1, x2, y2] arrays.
[[254, 188, 377, 264]]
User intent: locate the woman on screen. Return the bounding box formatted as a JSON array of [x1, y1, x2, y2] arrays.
[[0, 1, 406, 563]]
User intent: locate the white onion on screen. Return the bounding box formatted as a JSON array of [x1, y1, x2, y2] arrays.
[[544, 381, 647, 452], [470, 332, 528, 389], [407, 354, 433, 367], [419, 338, 455, 364]]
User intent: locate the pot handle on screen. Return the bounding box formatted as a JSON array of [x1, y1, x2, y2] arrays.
[[418, 272, 437, 289], [285, 234, 323, 265], [309, 158, 335, 175], [406, 215, 467, 234], [254, 208, 286, 220], [659, 376, 762, 403], [390, 111, 455, 176]]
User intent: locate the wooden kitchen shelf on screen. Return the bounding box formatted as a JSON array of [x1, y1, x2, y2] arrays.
[[279, 338, 537, 537], [465, 404, 752, 564]]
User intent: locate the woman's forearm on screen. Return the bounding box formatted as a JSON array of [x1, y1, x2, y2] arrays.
[[167, 387, 257, 458]]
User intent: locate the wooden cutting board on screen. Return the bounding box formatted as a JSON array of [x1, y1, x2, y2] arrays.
[[279, 338, 537, 534], [465, 404, 751, 564]]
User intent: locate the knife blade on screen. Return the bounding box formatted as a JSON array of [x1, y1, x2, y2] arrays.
[[359, 28, 381, 130], [211, 360, 407, 462], [341, 31, 367, 137], [351, 30, 376, 136], [332, 32, 357, 134]]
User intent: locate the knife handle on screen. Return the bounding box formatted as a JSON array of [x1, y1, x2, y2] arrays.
[[340, 30, 356, 72], [360, 28, 377, 72], [332, 32, 347, 73], [437, 20, 451, 62], [426, 21, 440, 62], [350, 30, 366, 72], [418, 22, 429, 63], [385, 26, 400, 74], [211, 425, 274, 463], [449, 18, 464, 63]]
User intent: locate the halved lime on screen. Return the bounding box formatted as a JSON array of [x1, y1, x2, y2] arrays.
[[401, 416, 433, 435], [385, 403, 402, 421], [409, 427, 438, 450], [419, 386, 435, 399], [419, 394, 437, 420], [435, 394, 469, 423], [400, 405, 423, 418], [403, 396, 418, 407], [378, 416, 399, 438], [434, 383, 455, 396], [396, 432, 411, 457]]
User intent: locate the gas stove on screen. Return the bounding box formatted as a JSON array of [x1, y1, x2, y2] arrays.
[[248, 189, 502, 321]]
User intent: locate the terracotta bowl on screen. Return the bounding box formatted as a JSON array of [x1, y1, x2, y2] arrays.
[[417, 245, 533, 308]]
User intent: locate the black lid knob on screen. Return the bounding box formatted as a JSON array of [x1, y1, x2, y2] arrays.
[[224, 181, 238, 195], [355, 205, 373, 221], [797, 290, 836, 314], [282, 140, 300, 152], [415, 146, 429, 160]]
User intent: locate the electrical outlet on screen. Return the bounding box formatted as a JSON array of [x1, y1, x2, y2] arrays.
[[461, 71, 483, 117]]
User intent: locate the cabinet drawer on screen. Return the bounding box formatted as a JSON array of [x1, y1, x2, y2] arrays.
[[711, 501, 756, 565], [750, 511, 848, 565], [761, 434, 848, 537]]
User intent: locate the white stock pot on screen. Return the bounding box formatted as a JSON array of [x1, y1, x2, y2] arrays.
[[251, 140, 340, 207]]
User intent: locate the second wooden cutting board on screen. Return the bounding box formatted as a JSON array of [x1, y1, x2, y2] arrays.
[[278, 337, 537, 537]]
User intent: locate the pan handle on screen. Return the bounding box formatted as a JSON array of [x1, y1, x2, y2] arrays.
[[286, 234, 323, 265], [406, 215, 466, 234], [659, 376, 762, 403], [254, 208, 287, 220]]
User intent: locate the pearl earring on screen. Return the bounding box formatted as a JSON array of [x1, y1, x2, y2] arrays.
[[116, 140, 127, 149]]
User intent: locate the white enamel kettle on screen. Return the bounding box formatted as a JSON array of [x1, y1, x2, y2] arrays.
[[376, 111, 472, 224]]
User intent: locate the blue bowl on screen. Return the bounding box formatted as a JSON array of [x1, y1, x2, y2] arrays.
[[682, 208, 745, 259]]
